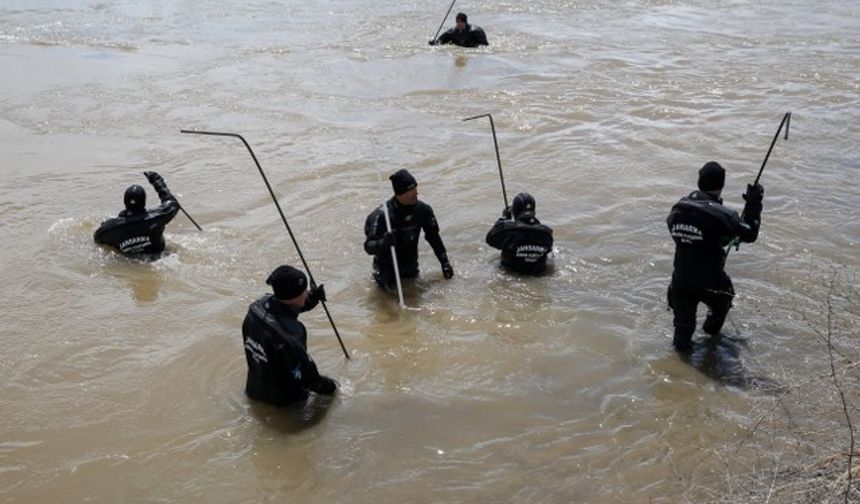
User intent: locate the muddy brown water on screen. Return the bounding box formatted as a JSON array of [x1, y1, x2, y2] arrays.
[[1, 1, 859, 502]]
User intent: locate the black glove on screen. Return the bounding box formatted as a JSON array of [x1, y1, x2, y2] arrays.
[[143, 171, 163, 184], [742, 183, 764, 204], [381, 231, 396, 249], [742, 183, 764, 223], [441, 261, 454, 279], [309, 284, 326, 304], [502, 207, 512, 219], [311, 376, 337, 395]]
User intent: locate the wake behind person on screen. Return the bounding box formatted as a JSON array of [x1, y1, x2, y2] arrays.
[[242, 265, 336, 407], [93, 171, 179, 257], [666, 161, 764, 353], [429, 12, 488, 48], [364, 169, 454, 292], [486, 192, 554, 275]]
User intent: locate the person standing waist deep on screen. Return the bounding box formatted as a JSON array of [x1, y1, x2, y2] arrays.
[[93, 171, 179, 257], [364, 169, 454, 292], [485, 192, 554, 275], [241, 265, 336, 406], [429, 12, 488, 47]]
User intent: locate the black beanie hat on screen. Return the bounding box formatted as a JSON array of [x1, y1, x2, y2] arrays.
[[456, 12, 467, 22], [698, 161, 725, 192], [124, 185, 146, 213], [390, 169, 418, 195], [266, 265, 308, 300]]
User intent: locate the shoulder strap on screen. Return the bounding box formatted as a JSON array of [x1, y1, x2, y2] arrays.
[[673, 198, 737, 230], [249, 300, 298, 343]]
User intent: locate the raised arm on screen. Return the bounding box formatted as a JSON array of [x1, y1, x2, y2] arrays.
[[737, 183, 764, 243], [143, 171, 180, 221]]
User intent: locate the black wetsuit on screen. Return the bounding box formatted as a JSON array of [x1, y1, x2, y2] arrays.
[[435, 24, 489, 47], [241, 293, 333, 406], [364, 198, 449, 290], [486, 213, 554, 275], [666, 190, 762, 350], [93, 176, 179, 256]]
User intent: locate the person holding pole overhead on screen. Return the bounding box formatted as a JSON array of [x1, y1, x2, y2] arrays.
[[429, 13, 488, 47], [242, 265, 336, 406], [666, 162, 764, 353], [364, 169, 454, 292], [486, 192, 554, 275], [94, 171, 188, 257], [666, 113, 789, 353]]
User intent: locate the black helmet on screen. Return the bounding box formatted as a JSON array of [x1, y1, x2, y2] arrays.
[[511, 192, 536, 218], [697, 161, 725, 192], [124, 185, 146, 213]]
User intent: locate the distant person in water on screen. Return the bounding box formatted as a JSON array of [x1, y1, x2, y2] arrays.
[[242, 265, 336, 406], [666, 161, 764, 353], [364, 169, 454, 292], [486, 192, 554, 275], [93, 171, 179, 257], [429, 12, 488, 48]]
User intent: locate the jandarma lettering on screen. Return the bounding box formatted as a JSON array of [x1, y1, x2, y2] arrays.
[[516, 244, 546, 253], [118, 236, 151, 249], [671, 224, 702, 236]]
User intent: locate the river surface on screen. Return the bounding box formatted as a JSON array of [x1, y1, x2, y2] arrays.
[[1, 1, 859, 502]]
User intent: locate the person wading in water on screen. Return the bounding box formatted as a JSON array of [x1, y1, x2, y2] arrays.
[[364, 169, 454, 292], [93, 171, 180, 257], [666, 161, 764, 353], [429, 12, 488, 47]]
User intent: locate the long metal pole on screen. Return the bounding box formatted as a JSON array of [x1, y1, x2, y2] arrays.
[[754, 112, 791, 186], [431, 0, 458, 43], [178, 205, 203, 231], [725, 112, 792, 259], [380, 184, 406, 308], [371, 142, 406, 308], [464, 113, 509, 209], [180, 129, 350, 360]]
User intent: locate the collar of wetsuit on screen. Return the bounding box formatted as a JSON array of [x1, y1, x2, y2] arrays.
[[692, 189, 722, 205], [391, 196, 416, 211], [265, 294, 300, 319], [516, 211, 537, 224], [118, 208, 145, 218]]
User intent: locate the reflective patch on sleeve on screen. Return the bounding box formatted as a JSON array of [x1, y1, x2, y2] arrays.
[[244, 339, 268, 364]]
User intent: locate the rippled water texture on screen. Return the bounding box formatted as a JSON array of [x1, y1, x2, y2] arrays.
[[1, 1, 859, 502]]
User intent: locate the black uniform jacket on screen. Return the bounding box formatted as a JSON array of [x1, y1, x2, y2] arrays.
[[436, 24, 489, 47], [93, 179, 179, 255], [486, 214, 554, 274], [666, 190, 761, 288], [364, 198, 448, 278], [241, 294, 324, 406]]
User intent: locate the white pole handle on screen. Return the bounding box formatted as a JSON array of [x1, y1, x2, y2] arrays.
[[380, 199, 406, 308], [372, 140, 406, 308]]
